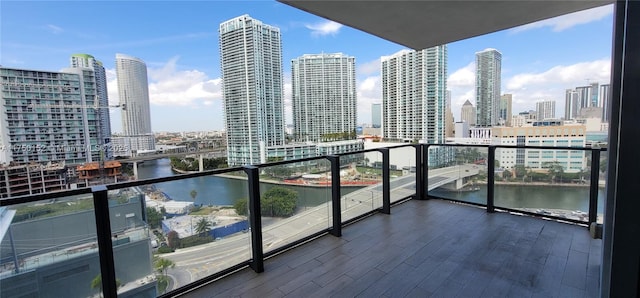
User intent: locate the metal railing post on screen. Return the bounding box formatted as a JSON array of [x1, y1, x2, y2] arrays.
[[414, 144, 424, 200], [244, 166, 264, 273], [92, 185, 117, 298], [380, 148, 391, 214], [328, 155, 342, 237], [487, 146, 496, 213], [588, 149, 601, 224], [423, 144, 430, 199]]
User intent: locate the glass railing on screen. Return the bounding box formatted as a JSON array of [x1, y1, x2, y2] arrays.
[[0, 143, 606, 297], [427, 145, 489, 206], [258, 158, 331, 254]]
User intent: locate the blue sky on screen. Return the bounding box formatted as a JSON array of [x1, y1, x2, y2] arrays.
[[1, 1, 613, 132]]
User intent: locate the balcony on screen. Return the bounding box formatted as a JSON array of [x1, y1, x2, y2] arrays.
[[0, 144, 606, 297]]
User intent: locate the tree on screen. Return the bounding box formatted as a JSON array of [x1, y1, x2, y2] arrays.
[[234, 199, 248, 216], [146, 207, 163, 229], [194, 217, 212, 236], [262, 187, 298, 217], [167, 230, 180, 250], [91, 274, 122, 297], [154, 256, 175, 277], [502, 170, 513, 180]]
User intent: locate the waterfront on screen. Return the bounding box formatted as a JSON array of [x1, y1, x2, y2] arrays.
[[137, 158, 605, 214]]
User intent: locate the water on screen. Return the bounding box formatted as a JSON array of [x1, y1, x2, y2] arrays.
[[429, 184, 606, 213], [137, 158, 606, 213], [136, 158, 348, 207]]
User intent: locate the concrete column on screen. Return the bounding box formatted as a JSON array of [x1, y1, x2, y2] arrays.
[[199, 154, 204, 172], [133, 161, 138, 181], [601, 1, 640, 296]]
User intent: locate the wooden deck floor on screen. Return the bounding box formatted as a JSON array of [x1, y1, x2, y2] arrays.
[[178, 199, 602, 298]]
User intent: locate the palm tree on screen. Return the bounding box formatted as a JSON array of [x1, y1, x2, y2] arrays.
[[153, 256, 175, 277], [194, 217, 212, 236], [90, 274, 122, 297]]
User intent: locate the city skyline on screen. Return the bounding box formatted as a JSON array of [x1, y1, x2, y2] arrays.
[[1, 2, 614, 132]]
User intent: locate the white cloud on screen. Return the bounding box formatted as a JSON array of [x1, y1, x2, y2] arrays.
[[44, 24, 64, 34], [511, 5, 612, 33], [106, 57, 222, 107], [357, 58, 380, 76], [305, 20, 343, 37], [506, 59, 610, 90], [447, 58, 611, 121], [357, 76, 382, 124]]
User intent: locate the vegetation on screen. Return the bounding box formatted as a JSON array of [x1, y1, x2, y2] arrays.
[[90, 274, 122, 297], [189, 189, 198, 202], [194, 217, 213, 236], [154, 256, 175, 294], [233, 186, 299, 217], [189, 206, 217, 216], [146, 207, 165, 229], [320, 130, 357, 142], [13, 197, 94, 222], [169, 156, 228, 172], [166, 230, 180, 250]]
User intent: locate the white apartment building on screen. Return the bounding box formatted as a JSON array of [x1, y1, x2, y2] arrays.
[[219, 15, 285, 166], [115, 53, 155, 156], [292, 53, 356, 142], [381, 46, 447, 143], [1, 67, 103, 165], [492, 123, 587, 173], [70, 54, 113, 160], [536, 100, 556, 120]]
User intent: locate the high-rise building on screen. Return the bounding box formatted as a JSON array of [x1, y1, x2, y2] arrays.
[[461, 100, 476, 126], [565, 89, 579, 120], [219, 15, 285, 166], [475, 48, 502, 127], [114, 53, 155, 156], [291, 53, 356, 142], [536, 100, 556, 120], [500, 94, 513, 126], [1, 67, 103, 165], [445, 90, 454, 137], [371, 103, 382, 128], [70, 54, 113, 160], [381, 46, 447, 143], [600, 84, 610, 122]]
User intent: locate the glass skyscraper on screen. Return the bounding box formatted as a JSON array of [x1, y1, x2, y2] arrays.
[[475, 48, 502, 127], [115, 53, 155, 155], [219, 15, 285, 166]]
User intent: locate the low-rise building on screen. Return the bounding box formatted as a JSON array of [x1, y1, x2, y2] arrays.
[[0, 162, 67, 198]]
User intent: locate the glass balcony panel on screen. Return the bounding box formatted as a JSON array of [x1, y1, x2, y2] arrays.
[[259, 160, 330, 254], [597, 150, 607, 224], [389, 146, 416, 203], [428, 145, 488, 205], [342, 151, 381, 222], [0, 192, 102, 298], [493, 148, 592, 223], [121, 170, 251, 294]]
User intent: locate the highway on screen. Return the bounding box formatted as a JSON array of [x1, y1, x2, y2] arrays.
[[162, 164, 479, 289]]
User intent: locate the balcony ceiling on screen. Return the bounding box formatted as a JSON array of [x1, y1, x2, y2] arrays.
[[277, 0, 613, 50]]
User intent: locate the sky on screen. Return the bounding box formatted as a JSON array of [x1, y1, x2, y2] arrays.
[[1, 1, 613, 133]]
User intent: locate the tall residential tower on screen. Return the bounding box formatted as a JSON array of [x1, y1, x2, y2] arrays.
[[219, 15, 285, 166], [114, 54, 155, 156], [475, 48, 502, 127], [70, 54, 113, 159], [291, 53, 356, 142], [381, 47, 447, 143]]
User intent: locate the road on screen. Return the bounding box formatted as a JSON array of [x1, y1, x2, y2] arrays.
[[162, 164, 478, 289]]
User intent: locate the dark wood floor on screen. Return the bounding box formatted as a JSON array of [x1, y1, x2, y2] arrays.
[[179, 199, 602, 298]]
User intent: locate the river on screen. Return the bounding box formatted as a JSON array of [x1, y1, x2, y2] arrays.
[[137, 158, 605, 213]]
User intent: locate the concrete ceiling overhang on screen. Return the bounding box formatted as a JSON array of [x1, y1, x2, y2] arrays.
[[278, 0, 613, 50]]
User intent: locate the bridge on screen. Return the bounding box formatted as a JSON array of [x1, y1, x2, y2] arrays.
[[116, 148, 226, 179]]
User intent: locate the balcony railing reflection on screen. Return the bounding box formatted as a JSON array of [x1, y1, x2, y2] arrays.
[[0, 143, 606, 297]]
